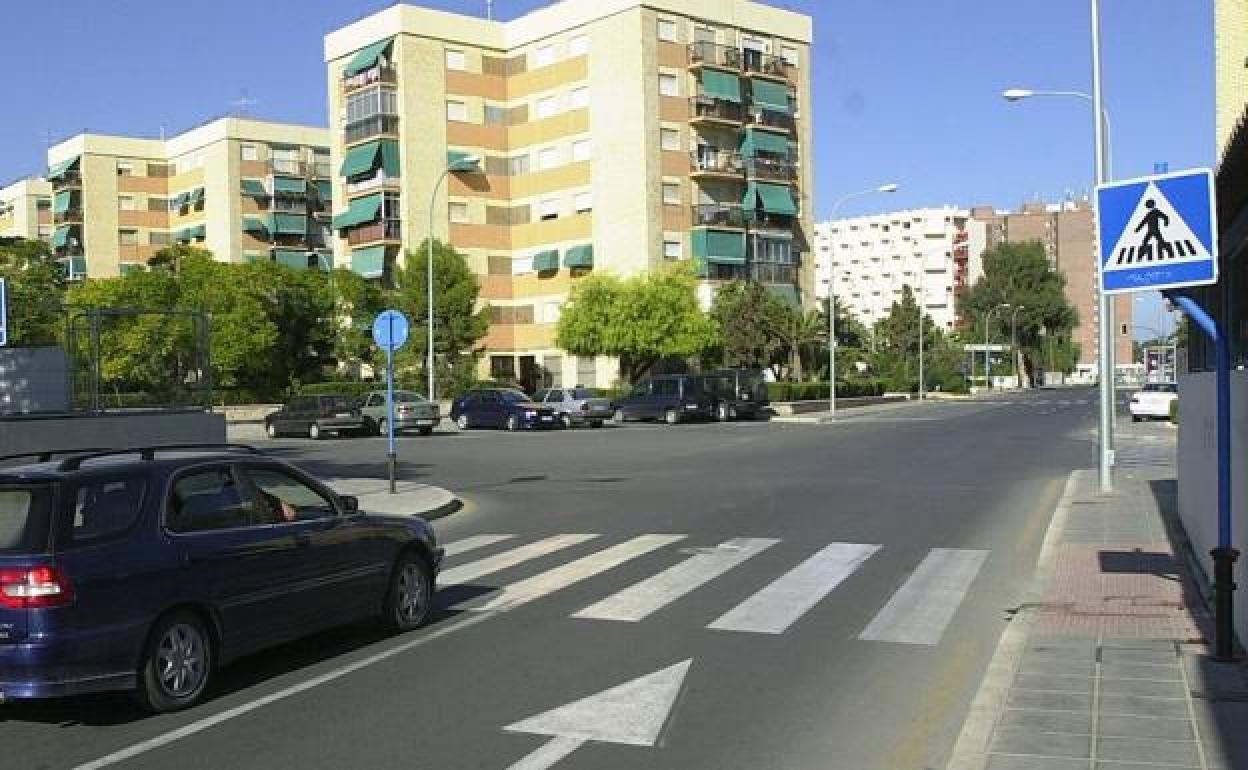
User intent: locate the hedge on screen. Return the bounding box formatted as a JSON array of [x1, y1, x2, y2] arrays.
[[765, 380, 886, 402], [1169, 398, 1179, 424]]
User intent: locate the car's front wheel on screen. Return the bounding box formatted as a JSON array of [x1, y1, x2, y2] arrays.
[[377, 418, 390, 437], [664, 408, 680, 425], [716, 403, 731, 422], [506, 414, 520, 432], [136, 612, 213, 714], [419, 426, 434, 437], [383, 552, 433, 632], [455, 414, 470, 430], [309, 423, 322, 440], [613, 409, 626, 425], [560, 414, 573, 429], [266, 421, 278, 439]]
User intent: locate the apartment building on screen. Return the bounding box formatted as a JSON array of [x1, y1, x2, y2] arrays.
[[0, 177, 52, 242], [813, 207, 986, 332], [44, 117, 332, 279], [324, 0, 813, 389], [970, 200, 1132, 376]]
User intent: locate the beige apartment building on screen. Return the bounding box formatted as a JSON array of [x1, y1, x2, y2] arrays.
[[0, 177, 52, 242], [971, 201, 1132, 377], [324, 0, 813, 389], [44, 118, 332, 279]]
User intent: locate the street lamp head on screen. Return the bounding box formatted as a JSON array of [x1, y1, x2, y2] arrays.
[[877, 183, 899, 193], [1002, 88, 1034, 101]]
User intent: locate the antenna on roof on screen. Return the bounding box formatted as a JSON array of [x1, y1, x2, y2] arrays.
[[229, 89, 259, 118]]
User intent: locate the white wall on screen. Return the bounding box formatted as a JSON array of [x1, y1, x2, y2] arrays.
[[1176, 370, 1248, 647]]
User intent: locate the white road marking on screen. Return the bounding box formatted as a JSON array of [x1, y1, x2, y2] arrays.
[[507, 736, 585, 770], [457, 534, 687, 612], [707, 542, 881, 634], [442, 534, 517, 558], [441, 534, 599, 586], [572, 537, 778, 622], [858, 548, 989, 645]]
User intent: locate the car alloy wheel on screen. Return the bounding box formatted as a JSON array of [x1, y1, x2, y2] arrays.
[[507, 415, 520, 432], [309, 423, 321, 440], [716, 403, 730, 422], [266, 422, 278, 438], [665, 408, 679, 425], [561, 414, 573, 429], [385, 554, 432, 632], [613, 409, 626, 425], [137, 612, 213, 713], [378, 418, 389, 437], [456, 414, 470, 430]]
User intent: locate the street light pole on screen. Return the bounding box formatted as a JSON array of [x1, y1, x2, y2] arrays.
[[1010, 305, 1026, 388], [426, 154, 481, 403], [825, 183, 898, 417]]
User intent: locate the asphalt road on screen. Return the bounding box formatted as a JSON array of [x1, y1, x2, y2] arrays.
[[2, 388, 1113, 770]]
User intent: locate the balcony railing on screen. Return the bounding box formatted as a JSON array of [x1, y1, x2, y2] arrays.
[[693, 204, 747, 228], [51, 172, 81, 190], [270, 159, 307, 176], [748, 109, 796, 132], [746, 156, 797, 181], [343, 66, 397, 93], [53, 209, 83, 225], [345, 114, 400, 145], [692, 149, 744, 175], [346, 172, 399, 196], [691, 97, 745, 124], [688, 41, 742, 70], [346, 219, 401, 246], [742, 50, 793, 81], [273, 198, 309, 213], [749, 263, 797, 285], [748, 210, 796, 230]]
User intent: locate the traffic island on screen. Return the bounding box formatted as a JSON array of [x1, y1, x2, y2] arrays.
[[327, 478, 462, 520]]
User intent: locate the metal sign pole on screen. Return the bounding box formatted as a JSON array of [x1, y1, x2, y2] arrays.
[[387, 315, 397, 495]]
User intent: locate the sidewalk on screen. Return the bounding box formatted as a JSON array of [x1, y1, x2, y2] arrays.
[[948, 428, 1248, 769], [326, 477, 461, 520]]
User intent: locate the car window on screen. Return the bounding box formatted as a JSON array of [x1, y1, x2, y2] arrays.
[[500, 390, 528, 403], [0, 484, 54, 555], [327, 396, 353, 411], [245, 467, 338, 524], [533, 389, 551, 402], [364, 394, 379, 407], [68, 476, 146, 545], [654, 379, 678, 396], [550, 389, 566, 401], [395, 391, 425, 403], [571, 388, 592, 400], [168, 468, 256, 534]]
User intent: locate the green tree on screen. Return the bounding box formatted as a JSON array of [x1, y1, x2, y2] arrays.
[[708, 280, 786, 370], [871, 285, 939, 390], [959, 242, 1078, 386], [332, 268, 387, 376], [0, 237, 66, 346], [557, 263, 716, 383], [769, 305, 825, 382]]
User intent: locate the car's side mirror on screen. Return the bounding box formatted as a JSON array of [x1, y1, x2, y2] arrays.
[[341, 495, 360, 513]]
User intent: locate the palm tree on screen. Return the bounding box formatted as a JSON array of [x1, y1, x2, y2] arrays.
[[771, 306, 826, 381]]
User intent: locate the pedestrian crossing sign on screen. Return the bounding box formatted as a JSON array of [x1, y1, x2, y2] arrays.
[[1096, 168, 1218, 294]]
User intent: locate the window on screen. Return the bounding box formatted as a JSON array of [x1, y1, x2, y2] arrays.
[[508, 154, 531, 176], [69, 477, 146, 545], [535, 45, 556, 68], [574, 191, 593, 213], [241, 145, 259, 162], [539, 198, 560, 221], [660, 128, 681, 151], [538, 147, 559, 170], [541, 302, 562, 324], [116, 161, 134, 177], [246, 468, 338, 524], [150, 231, 171, 246], [490, 356, 517, 380], [446, 100, 468, 122], [659, 73, 680, 97], [119, 230, 138, 245], [536, 95, 558, 119], [576, 356, 597, 387], [446, 49, 466, 70], [484, 105, 508, 125], [657, 18, 678, 42], [570, 86, 590, 110], [781, 45, 799, 67], [347, 87, 398, 124], [662, 182, 681, 205], [512, 256, 534, 275], [664, 239, 682, 260], [572, 139, 592, 162], [449, 202, 469, 224], [167, 468, 254, 533], [569, 35, 589, 57], [118, 196, 137, 211]]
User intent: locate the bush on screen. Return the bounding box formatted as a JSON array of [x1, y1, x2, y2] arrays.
[[764, 380, 885, 402], [1169, 398, 1179, 424]]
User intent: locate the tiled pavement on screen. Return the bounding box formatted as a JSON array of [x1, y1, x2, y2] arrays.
[[955, 421, 1248, 770]]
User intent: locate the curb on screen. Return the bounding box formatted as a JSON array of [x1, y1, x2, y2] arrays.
[[421, 496, 464, 521]]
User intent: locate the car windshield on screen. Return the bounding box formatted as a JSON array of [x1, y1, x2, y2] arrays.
[[394, 392, 427, 403], [327, 397, 353, 410], [499, 390, 530, 403], [533, 390, 552, 402], [570, 388, 593, 400], [0, 484, 55, 555]]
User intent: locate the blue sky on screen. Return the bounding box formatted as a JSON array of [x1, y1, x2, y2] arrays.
[[2, 0, 1213, 335]]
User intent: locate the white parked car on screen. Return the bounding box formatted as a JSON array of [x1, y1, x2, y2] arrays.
[[1129, 382, 1178, 421]]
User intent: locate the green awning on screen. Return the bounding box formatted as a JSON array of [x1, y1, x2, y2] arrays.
[[119, 263, 143, 276], [187, 187, 205, 205], [171, 192, 189, 208], [52, 225, 72, 249], [351, 245, 386, 279], [177, 224, 206, 241], [53, 190, 72, 214], [343, 38, 393, 78], [701, 70, 742, 103], [692, 229, 746, 264], [750, 80, 792, 113], [380, 141, 401, 176], [740, 128, 791, 157], [314, 180, 332, 201], [313, 250, 333, 271], [241, 179, 269, 198], [533, 250, 560, 272], [47, 157, 80, 180], [340, 139, 399, 179], [270, 213, 307, 235], [744, 182, 798, 216], [242, 216, 269, 235], [563, 244, 593, 268], [447, 151, 479, 171], [273, 249, 311, 269], [273, 176, 307, 195], [331, 193, 383, 230], [766, 284, 800, 308]]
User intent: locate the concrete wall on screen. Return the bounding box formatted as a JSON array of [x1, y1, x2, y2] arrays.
[[0, 347, 70, 414], [1176, 370, 1248, 646], [0, 410, 226, 456]]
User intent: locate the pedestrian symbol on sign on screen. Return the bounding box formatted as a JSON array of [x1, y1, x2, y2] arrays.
[[1103, 179, 1210, 275], [1135, 199, 1173, 261]]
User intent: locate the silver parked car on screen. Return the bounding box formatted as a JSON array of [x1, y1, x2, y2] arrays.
[[360, 390, 440, 436], [534, 386, 613, 428]]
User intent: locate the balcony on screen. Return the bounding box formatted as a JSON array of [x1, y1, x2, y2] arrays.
[[688, 42, 742, 70], [693, 204, 747, 229], [748, 109, 796, 133], [690, 97, 745, 125], [51, 171, 81, 190], [270, 159, 308, 176], [53, 208, 83, 225], [344, 114, 399, 146], [748, 210, 796, 231], [343, 66, 397, 95], [346, 219, 401, 246], [691, 148, 744, 176], [346, 171, 399, 196], [749, 263, 797, 285], [746, 156, 797, 182], [742, 50, 792, 81]]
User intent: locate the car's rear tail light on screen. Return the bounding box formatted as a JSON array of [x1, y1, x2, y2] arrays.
[[0, 566, 74, 609]]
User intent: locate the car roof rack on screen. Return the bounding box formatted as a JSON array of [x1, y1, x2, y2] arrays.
[[57, 443, 263, 472], [0, 448, 115, 465]]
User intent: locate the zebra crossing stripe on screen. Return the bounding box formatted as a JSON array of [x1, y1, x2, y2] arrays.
[[442, 534, 517, 558], [454, 534, 687, 612], [572, 537, 780, 622], [440, 534, 600, 586], [857, 548, 988, 645], [708, 542, 880, 634]]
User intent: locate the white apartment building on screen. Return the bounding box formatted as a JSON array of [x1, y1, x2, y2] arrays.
[[814, 206, 986, 331]]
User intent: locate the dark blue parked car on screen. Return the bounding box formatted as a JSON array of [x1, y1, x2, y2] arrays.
[[449, 388, 559, 431], [0, 445, 442, 713]]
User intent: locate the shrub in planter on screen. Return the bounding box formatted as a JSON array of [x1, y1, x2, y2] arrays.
[[1169, 398, 1179, 424]]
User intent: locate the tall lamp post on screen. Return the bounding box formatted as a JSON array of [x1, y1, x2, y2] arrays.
[[426, 154, 481, 403], [984, 303, 1011, 389], [826, 183, 899, 417], [1009, 304, 1026, 388]]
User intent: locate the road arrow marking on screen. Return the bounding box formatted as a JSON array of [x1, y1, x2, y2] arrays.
[[504, 659, 692, 769]]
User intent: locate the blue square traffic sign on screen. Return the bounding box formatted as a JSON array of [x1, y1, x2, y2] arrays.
[[1096, 168, 1218, 294]]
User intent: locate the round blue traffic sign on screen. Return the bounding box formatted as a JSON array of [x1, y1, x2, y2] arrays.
[[372, 309, 410, 351]]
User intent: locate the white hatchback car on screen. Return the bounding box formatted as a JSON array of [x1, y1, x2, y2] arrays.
[[1129, 382, 1178, 421]]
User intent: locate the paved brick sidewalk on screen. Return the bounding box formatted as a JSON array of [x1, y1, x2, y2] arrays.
[[948, 426, 1248, 770]]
